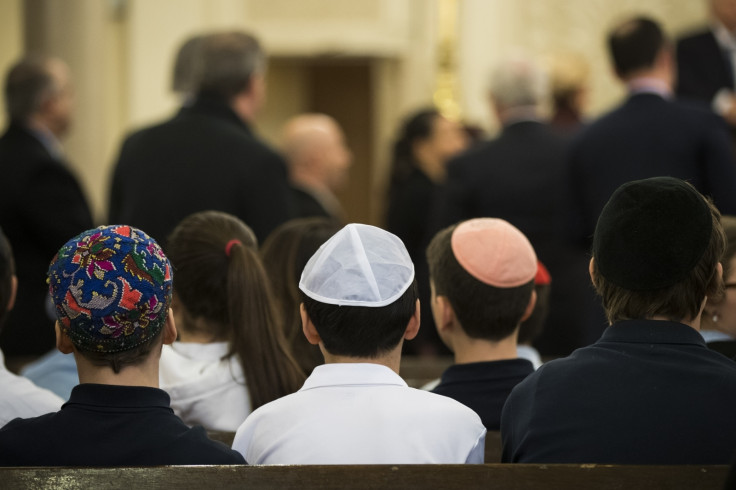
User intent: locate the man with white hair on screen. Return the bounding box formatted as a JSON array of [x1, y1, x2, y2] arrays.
[[282, 114, 351, 221], [435, 52, 589, 356]]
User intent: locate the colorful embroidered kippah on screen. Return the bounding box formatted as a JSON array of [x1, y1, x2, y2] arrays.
[[47, 225, 173, 353]]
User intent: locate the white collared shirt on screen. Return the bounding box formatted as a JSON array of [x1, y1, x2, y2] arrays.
[[0, 349, 63, 428], [159, 342, 250, 431], [232, 363, 486, 464]]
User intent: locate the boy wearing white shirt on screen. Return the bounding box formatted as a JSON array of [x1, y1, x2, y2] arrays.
[[232, 223, 486, 464], [0, 228, 63, 427]]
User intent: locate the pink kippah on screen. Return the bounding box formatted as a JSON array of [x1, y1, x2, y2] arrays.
[[451, 218, 537, 288]]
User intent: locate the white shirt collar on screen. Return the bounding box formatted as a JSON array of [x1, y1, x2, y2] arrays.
[[700, 329, 736, 343], [627, 77, 672, 98], [300, 363, 407, 391]]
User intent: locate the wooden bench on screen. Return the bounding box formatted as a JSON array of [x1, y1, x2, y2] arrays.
[[0, 464, 728, 490]]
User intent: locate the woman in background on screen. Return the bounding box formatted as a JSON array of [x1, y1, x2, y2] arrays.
[[160, 210, 305, 431], [260, 217, 341, 375], [386, 108, 468, 355]]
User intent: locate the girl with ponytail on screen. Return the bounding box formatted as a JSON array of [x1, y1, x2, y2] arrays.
[[159, 210, 306, 431]]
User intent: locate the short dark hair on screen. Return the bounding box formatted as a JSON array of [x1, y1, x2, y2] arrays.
[[197, 31, 264, 100], [592, 198, 725, 324], [0, 228, 15, 330], [608, 16, 666, 77], [4, 55, 55, 121], [300, 280, 418, 358], [76, 328, 164, 374], [426, 225, 534, 341]]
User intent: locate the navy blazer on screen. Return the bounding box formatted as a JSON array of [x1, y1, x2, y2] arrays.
[[501, 320, 736, 464], [677, 29, 733, 104], [570, 92, 736, 240]]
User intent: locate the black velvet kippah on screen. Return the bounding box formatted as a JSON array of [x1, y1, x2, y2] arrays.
[[592, 177, 712, 291]]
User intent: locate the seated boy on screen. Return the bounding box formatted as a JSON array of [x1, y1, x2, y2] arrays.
[[0, 227, 63, 427], [232, 223, 486, 464], [0, 225, 244, 465], [427, 218, 538, 430], [501, 177, 736, 464]]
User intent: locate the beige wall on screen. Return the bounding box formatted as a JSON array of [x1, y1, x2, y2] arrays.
[[17, 0, 711, 223], [0, 0, 23, 130], [458, 0, 709, 133]]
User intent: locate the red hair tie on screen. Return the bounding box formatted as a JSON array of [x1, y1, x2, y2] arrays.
[[225, 239, 242, 257]]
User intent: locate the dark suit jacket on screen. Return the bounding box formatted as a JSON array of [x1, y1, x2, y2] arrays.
[[435, 121, 593, 355], [570, 92, 736, 240], [0, 123, 93, 356], [109, 95, 292, 245], [676, 29, 733, 104]]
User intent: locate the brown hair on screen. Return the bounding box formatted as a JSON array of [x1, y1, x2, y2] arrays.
[[166, 211, 305, 410], [77, 331, 165, 374], [260, 217, 341, 373], [426, 225, 534, 341], [4, 55, 55, 121], [592, 199, 725, 324]]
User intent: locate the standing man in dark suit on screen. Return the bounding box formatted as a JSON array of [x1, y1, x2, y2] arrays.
[[436, 54, 590, 356], [677, 0, 736, 128], [109, 31, 292, 245], [0, 56, 93, 358], [571, 16, 736, 242]]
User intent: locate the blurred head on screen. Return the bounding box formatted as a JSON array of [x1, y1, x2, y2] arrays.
[[489, 52, 548, 118], [390, 108, 467, 185], [47, 225, 173, 373], [591, 177, 725, 325], [427, 219, 537, 347], [171, 34, 207, 99], [704, 216, 736, 336], [197, 31, 266, 120], [260, 217, 342, 373], [282, 114, 352, 192], [166, 210, 305, 409], [712, 0, 736, 31], [548, 52, 589, 116], [4, 56, 74, 138], [607, 16, 670, 81]]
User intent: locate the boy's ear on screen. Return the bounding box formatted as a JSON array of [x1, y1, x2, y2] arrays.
[[162, 308, 177, 345], [520, 289, 538, 322], [588, 257, 595, 284], [434, 295, 457, 333], [7, 275, 17, 312], [55, 322, 75, 354], [301, 303, 322, 345], [403, 299, 421, 340]]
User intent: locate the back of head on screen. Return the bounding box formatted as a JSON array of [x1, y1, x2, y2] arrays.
[[197, 31, 264, 101], [390, 108, 440, 185], [607, 16, 666, 78], [171, 34, 208, 96], [427, 218, 537, 341], [591, 177, 725, 324], [47, 225, 173, 373], [0, 227, 15, 329], [4, 55, 54, 122], [489, 52, 548, 110], [299, 223, 417, 358], [166, 210, 304, 409]]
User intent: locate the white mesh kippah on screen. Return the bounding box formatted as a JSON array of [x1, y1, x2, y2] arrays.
[[299, 223, 415, 307]]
